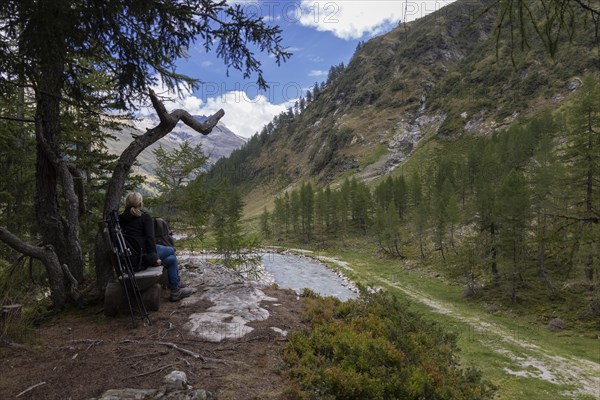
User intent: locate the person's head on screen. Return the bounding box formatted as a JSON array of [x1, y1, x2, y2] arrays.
[[125, 192, 143, 217]]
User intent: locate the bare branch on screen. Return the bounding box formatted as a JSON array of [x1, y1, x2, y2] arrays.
[[0, 115, 35, 123], [172, 108, 225, 135], [149, 89, 169, 124], [16, 382, 46, 398], [148, 89, 225, 135], [546, 213, 599, 224], [0, 227, 68, 307]]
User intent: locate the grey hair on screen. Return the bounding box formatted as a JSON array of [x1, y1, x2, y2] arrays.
[[125, 192, 143, 217]]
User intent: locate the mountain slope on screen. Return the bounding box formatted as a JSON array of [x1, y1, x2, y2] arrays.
[[209, 0, 597, 202], [107, 116, 246, 188]]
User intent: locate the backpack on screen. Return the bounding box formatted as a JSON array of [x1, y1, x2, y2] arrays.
[[153, 217, 175, 247]]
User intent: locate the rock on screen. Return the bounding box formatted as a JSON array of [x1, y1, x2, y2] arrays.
[[163, 389, 212, 400], [463, 286, 476, 298], [547, 318, 565, 331], [164, 371, 187, 390], [485, 304, 499, 314], [270, 327, 288, 337], [589, 298, 600, 316], [566, 78, 582, 91], [92, 388, 158, 399], [88, 371, 214, 400]]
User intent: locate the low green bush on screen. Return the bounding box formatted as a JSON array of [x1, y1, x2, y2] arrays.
[[283, 290, 496, 399]]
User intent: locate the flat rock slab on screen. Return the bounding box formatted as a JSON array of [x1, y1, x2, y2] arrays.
[[179, 260, 277, 342]]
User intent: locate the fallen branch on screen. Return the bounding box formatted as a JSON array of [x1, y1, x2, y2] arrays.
[[202, 356, 232, 367], [16, 381, 46, 398], [157, 341, 205, 361], [125, 364, 172, 379], [120, 351, 169, 360], [69, 338, 103, 351], [119, 339, 205, 360]]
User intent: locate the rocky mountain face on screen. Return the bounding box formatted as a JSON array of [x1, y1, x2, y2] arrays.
[[107, 115, 246, 187], [210, 0, 597, 194]]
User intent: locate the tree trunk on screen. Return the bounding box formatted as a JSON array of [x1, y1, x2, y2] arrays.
[[32, 3, 85, 285], [512, 240, 518, 303], [35, 88, 85, 284], [94, 91, 224, 291], [0, 227, 68, 309], [490, 223, 498, 276], [34, 67, 86, 285], [537, 213, 556, 295], [584, 122, 594, 282]]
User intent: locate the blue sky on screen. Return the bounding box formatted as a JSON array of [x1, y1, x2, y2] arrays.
[[142, 1, 455, 138]]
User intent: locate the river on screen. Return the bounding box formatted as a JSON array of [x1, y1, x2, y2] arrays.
[[261, 252, 357, 301]]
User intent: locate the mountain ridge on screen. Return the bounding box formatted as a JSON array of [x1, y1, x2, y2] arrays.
[[106, 115, 246, 190], [208, 0, 597, 211]]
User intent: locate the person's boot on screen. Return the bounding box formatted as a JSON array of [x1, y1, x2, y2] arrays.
[[170, 287, 194, 302]]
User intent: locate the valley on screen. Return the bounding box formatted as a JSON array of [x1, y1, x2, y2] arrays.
[[302, 246, 600, 400]]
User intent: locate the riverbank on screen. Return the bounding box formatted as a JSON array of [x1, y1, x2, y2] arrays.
[[289, 242, 600, 400]]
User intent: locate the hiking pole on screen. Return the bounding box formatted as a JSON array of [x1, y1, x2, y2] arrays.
[[106, 211, 151, 327]]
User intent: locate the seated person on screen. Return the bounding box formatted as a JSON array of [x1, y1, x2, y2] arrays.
[[119, 192, 193, 302]]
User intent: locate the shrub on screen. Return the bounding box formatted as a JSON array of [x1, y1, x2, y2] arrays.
[[283, 290, 496, 399]]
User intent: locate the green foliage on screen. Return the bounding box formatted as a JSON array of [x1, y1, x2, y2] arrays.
[[373, 203, 405, 258], [212, 183, 262, 278], [497, 170, 531, 302], [269, 178, 372, 243], [154, 141, 207, 194], [260, 207, 272, 238], [153, 140, 208, 227], [283, 290, 496, 399], [179, 175, 211, 239], [0, 256, 53, 343], [0, 0, 291, 308], [0, 90, 36, 238], [491, 0, 599, 59]]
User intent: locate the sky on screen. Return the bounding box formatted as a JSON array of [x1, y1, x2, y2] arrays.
[[142, 0, 456, 138]]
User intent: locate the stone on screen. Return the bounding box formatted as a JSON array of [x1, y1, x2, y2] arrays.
[[462, 286, 476, 298], [566, 78, 582, 91], [92, 388, 158, 399], [164, 371, 187, 390], [485, 304, 499, 314], [547, 318, 565, 331], [270, 326, 288, 337]]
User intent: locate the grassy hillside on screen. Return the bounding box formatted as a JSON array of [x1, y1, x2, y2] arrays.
[[209, 0, 598, 203]]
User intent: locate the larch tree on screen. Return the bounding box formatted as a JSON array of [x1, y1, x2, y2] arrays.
[[153, 141, 208, 223], [497, 170, 531, 302], [561, 75, 600, 282], [0, 0, 290, 308]]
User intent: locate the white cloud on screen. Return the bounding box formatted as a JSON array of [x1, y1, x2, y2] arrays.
[[187, 91, 289, 138], [138, 87, 289, 138], [298, 0, 456, 40], [308, 69, 326, 77]]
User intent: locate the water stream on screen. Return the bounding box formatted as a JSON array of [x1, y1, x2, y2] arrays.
[[178, 251, 357, 342], [261, 252, 357, 301]]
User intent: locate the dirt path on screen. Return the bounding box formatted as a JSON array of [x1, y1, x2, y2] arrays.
[[314, 254, 600, 399]]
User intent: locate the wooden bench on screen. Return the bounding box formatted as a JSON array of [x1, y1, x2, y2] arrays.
[[103, 266, 164, 317], [100, 217, 167, 318]]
